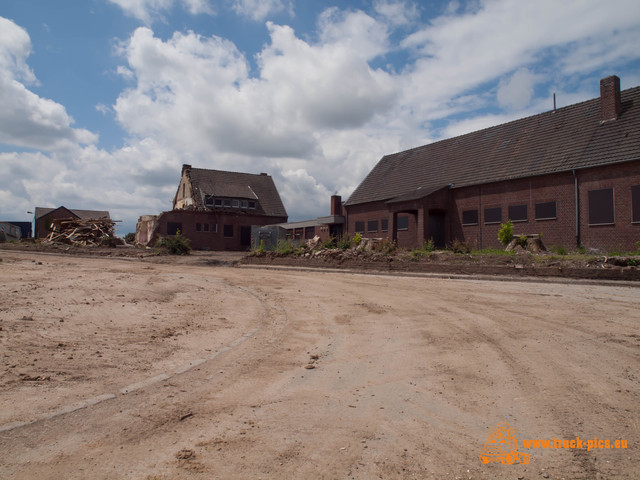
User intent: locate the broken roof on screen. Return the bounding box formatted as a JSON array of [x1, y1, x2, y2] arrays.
[[346, 84, 640, 206], [35, 206, 111, 220], [183, 167, 287, 217]]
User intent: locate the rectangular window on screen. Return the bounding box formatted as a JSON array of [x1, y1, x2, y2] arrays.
[[462, 209, 478, 226], [367, 220, 378, 233], [232, 199, 240, 208], [211, 224, 218, 233], [397, 216, 409, 231], [241, 200, 248, 208], [167, 222, 182, 236], [535, 201, 557, 220], [214, 198, 223, 207], [508, 204, 528, 222], [223, 224, 234, 237], [381, 219, 388, 232], [631, 185, 640, 223], [204, 196, 214, 206], [484, 207, 501, 224], [588, 188, 614, 225], [355, 221, 365, 233], [248, 201, 256, 209], [203, 223, 209, 232], [223, 199, 232, 207], [304, 226, 315, 239], [196, 223, 202, 232]]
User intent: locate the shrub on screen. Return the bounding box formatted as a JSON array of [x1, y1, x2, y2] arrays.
[[353, 232, 362, 247], [124, 232, 136, 243], [497, 220, 514, 246], [274, 239, 295, 255], [253, 240, 267, 256], [450, 238, 470, 254], [577, 245, 587, 255], [423, 238, 435, 253], [155, 230, 191, 255], [322, 237, 337, 249], [550, 245, 567, 255], [336, 235, 351, 250]]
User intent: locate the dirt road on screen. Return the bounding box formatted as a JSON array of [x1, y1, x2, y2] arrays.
[[0, 251, 638, 479]]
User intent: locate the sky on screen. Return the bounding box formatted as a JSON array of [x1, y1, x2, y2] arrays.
[[1, 0, 640, 235]]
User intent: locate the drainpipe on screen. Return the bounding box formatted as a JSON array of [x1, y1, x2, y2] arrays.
[[573, 169, 580, 248]]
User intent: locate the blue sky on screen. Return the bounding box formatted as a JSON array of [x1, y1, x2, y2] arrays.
[[1, 0, 640, 235]]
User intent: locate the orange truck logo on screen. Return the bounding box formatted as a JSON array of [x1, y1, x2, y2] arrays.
[[480, 422, 530, 465]]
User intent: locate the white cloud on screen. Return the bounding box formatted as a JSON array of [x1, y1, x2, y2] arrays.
[[0, 17, 97, 150], [108, 0, 214, 24], [373, 0, 419, 27], [497, 68, 539, 111], [231, 0, 293, 22]]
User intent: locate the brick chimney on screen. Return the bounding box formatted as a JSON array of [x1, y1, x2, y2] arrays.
[[330, 195, 342, 216], [182, 164, 192, 174], [600, 75, 621, 122]]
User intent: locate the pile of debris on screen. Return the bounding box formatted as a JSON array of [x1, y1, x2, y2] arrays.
[[45, 217, 121, 247]]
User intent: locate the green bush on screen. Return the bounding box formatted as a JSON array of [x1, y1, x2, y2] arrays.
[[155, 230, 191, 255], [322, 237, 336, 249], [450, 238, 470, 254], [423, 238, 435, 253], [336, 235, 351, 250], [274, 239, 295, 255], [353, 232, 362, 247], [124, 232, 136, 243], [550, 245, 567, 255], [497, 220, 514, 246]]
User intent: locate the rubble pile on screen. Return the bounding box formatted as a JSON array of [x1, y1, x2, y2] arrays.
[[45, 217, 120, 247]]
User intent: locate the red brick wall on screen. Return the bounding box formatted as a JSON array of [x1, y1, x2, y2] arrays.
[[347, 160, 640, 252], [155, 210, 286, 251], [452, 173, 577, 250], [578, 162, 640, 252]]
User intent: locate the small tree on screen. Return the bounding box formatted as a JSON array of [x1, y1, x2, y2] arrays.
[[498, 220, 514, 246], [124, 232, 136, 243]]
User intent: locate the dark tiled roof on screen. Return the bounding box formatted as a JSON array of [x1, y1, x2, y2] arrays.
[[186, 168, 287, 217], [35, 207, 110, 220], [346, 85, 640, 206]]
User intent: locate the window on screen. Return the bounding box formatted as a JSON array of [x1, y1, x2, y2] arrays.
[[508, 204, 528, 222], [204, 196, 214, 206], [203, 223, 209, 232], [211, 224, 218, 233], [241, 200, 248, 208], [631, 185, 640, 223], [223, 224, 234, 237], [304, 226, 315, 239], [232, 199, 240, 208], [248, 201, 256, 209], [223, 199, 232, 207], [397, 216, 409, 231], [214, 198, 223, 207], [196, 223, 202, 232], [588, 188, 614, 225], [462, 209, 478, 226], [167, 222, 182, 236], [367, 220, 378, 233], [381, 219, 389, 232], [535, 201, 557, 220], [484, 207, 501, 224], [355, 221, 365, 233]]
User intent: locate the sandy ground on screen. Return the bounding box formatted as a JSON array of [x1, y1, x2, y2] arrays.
[[0, 250, 638, 479]]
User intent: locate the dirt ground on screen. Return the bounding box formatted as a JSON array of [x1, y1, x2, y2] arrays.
[[0, 250, 638, 479]]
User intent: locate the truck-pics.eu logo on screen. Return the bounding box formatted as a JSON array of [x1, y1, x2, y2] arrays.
[[479, 422, 530, 465]]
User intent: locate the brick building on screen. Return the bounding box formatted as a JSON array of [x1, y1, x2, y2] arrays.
[[275, 195, 345, 243], [345, 75, 640, 252], [34, 207, 110, 239], [137, 165, 287, 250]]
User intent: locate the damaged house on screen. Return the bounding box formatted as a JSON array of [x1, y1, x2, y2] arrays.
[[137, 165, 288, 250]]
